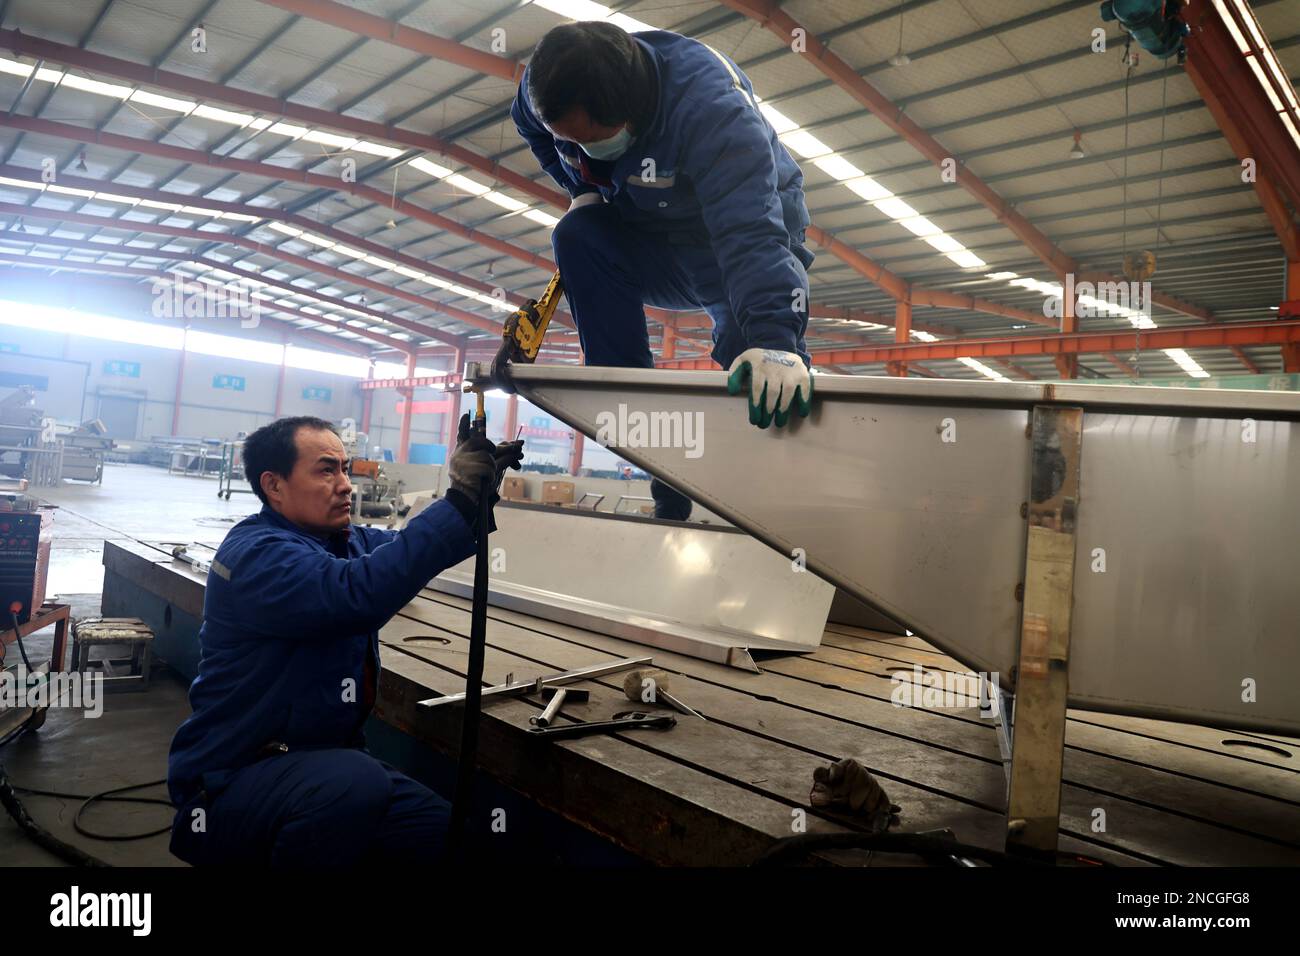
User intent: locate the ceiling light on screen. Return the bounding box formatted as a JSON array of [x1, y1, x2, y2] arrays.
[[128, 89, 197, 113], [447, 173, 492, 196], [60, 74, 131, 98], [873, 197, 919, 220], [843, 176, 892, 202], [778, 130, 832, 159], [889, 1, 911, 67], [409, 157, 453, 178], [947, 250, 987, 269], [812, 154, 865, 181], [1069, 130, 1086, 160], [191, 104, 253, 127]]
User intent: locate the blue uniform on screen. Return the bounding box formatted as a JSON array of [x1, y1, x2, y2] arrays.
[[167, 498, 475, 866], [512, 29, 813, 368]]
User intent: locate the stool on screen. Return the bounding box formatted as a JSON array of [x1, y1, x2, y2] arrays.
[[71, 617, 154, 693]]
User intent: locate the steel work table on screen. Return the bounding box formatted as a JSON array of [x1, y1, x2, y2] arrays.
[[102, 539, 1300, 866]]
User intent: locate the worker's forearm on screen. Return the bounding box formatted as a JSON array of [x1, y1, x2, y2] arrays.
[[227, 497, 476, 639]]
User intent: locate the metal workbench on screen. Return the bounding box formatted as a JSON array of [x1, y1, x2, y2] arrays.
[[102, 538, 1300, 866]]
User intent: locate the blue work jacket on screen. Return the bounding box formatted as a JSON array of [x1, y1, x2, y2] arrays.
[[167, 498, 474, 806], [512, 29, 814, 354]]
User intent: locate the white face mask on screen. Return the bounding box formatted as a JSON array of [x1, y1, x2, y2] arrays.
[[579, 125, 633, 161]]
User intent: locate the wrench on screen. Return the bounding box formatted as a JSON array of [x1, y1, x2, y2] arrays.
[[526, 712, 676, 740]]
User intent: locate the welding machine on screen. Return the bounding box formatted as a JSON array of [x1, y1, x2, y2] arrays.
[[0, 498, 53, 626]]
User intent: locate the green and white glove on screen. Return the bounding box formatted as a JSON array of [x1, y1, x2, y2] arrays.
[[726, 348, 814, 429]]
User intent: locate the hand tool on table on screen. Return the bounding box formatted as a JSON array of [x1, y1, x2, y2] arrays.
[[170, 544, 212, 576], [418, 656, 653, 708], [529, 687, 590, 728], [621, 667, 705, 720], [526, 712, 676, 740]]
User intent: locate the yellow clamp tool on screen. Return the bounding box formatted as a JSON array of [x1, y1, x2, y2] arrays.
[[489, 271, 564, 388]]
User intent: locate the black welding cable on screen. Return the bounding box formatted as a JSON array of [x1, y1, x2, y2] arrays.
[[8, 610, 34, 671], [445, 473, 493, 861], [0, 763, 111, 866], [16, 777, 173, 841]]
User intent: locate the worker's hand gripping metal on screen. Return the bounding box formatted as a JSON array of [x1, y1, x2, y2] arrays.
[[490, 270, 564, 389]]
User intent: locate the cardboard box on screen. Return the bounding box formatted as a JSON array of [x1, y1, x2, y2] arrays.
[[542, 480, 574, 505], [501, 476, 528, 500]]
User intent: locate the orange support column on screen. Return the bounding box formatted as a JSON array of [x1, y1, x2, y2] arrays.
[[1283, 343, 1300, 373], [273, 338, 288, 417], [661, 325, 677, 362], [397, 352, 416, 464], [361, 363, 374, 434], [171, 329, 188, 436], [1054, 285, 1079, 380], [504, 393, 518, 439], [568, 430, 584, 476], [1288, 260, 1300, 301], [887, 300, 912, 377], [444, 345, 464, 448]]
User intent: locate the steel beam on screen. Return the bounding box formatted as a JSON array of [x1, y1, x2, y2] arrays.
[[654, 320, 1300, 368]]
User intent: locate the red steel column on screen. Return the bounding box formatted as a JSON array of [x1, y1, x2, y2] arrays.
[[273, 338, 288, 417], [445, 345, 464, 448], [171, 329, 188, 436], [504, 393, 518, 439], [888, 299, 912, 377], [397, 351, 416, 464]]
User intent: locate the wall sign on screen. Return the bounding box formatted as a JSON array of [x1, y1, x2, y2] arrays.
[[103, 360, 141, 377], [0, 343, 18, 353], [302, 386, 332, 402], [213, 374, 246, 391]]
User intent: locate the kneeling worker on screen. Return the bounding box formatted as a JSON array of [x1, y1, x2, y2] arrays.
[[167, 413, 523, 866]]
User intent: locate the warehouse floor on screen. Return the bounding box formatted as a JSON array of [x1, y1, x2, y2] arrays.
[[1, 463, 259, 866]]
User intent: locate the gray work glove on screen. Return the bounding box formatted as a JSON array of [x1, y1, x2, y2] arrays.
[[447, 412, 525, 506]]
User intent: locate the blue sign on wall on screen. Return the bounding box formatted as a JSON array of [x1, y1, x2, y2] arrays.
[[104, 360, 141, 378], [0, 343, 17, 353], [302, 386, 332, 402], [213, 374, 246, 391], [0, 371, 47, 390], [529, 415, 551, 429]]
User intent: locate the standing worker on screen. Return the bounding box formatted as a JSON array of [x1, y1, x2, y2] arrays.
[[512, 20, 815, 520]]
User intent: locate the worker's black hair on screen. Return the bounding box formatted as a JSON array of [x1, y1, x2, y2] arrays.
[[244, 416, 339, 506], [526, 21, 657, 133]]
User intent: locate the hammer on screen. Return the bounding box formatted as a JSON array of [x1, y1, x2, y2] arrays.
[[621, 668, 705, 721], [529, 686, 590, 727]]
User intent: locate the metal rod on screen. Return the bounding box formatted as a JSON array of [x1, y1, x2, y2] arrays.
[[445, 470, 493, 861]]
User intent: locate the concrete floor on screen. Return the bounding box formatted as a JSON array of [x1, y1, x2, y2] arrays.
[[2, 463, 254, 866]]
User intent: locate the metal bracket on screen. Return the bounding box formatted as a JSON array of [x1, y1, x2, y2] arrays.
[[1005, 405, 1083, 860]]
